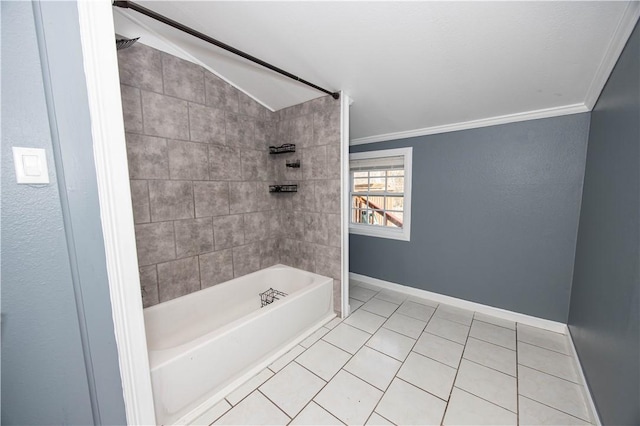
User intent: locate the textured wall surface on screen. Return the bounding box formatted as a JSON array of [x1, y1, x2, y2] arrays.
[[1, 2, 126, 424], [568, 22, 639, 425], [350, 113, 590, 322], [118, 43, 341, 309]]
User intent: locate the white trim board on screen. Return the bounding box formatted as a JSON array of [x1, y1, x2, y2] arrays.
[[566, 327, 602, 426], [349, 272, 567, 334], [583, 1, 640, 110], [340, 92, 352, 318], [350, 103, 588, 145], [77, 2, 156, 424]]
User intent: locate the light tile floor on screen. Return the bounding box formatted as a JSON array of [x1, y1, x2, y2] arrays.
[[207, 281, 594, 425]]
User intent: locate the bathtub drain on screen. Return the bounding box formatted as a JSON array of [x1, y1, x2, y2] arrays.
[[260, 288, 288, 307]]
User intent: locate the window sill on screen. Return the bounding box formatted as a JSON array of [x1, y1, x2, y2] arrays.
[[349, 224, 411, 241]]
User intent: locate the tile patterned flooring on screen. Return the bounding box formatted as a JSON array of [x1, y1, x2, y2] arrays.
[[203, 281, 594, 425]]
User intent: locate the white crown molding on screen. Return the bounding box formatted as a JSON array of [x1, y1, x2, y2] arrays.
[[114, 9, 277, 112], [583, 1, 640, 110], [350, 103, 589, 145], [350, 273, 568, 334]]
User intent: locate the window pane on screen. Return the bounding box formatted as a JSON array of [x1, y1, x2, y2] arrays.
[[368, 177, 386, 192], [361, 210, 373, 224], [367, 195, 384, 209], [370, 171, 385, 177], [352, 195, 367, 208], [386, 176, 404, 192], [352, 209, 366, 223], [385, 196, 404, 211], [370, 210, 384, 225], [353, 171, 368, 178], [387, 211, 403, 227], [388, 170, 404, 177], [353, 178, 368, 192]]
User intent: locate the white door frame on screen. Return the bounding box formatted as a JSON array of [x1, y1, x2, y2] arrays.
[[76, 1, 155, 424], [78, 1, 352, 421]]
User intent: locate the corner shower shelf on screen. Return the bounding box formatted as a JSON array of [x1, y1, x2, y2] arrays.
[[269, 184, 298, 193], [269, 144, 296, 154]]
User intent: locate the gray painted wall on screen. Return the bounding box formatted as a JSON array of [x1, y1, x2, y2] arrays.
[[568, 22, 639, 425], [350, 113, 590, 322], [1, 2, 126, 424]]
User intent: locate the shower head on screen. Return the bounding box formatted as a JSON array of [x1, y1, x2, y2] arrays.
[[115, 36, 139, 50]]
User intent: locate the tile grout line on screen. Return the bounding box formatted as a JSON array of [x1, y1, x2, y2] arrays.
[[455, 352, 518, 413], [333, 369, 392, 425], [341, 295, 512, 423], [518, 394, 594, 424], [460, 350, 517, 378], [467, 323, 517, 351], [442, 313, 474, 425], [518, 339, 574, 357], [394, 375, 450, 404], [215, 371, 271, 416], [274, 365, 329, 426], [260, 336, 349, 418], [473, 310, 516, 328], [370, 411, 397, 426], [220, 286, 583, 426], [290, 353, 353, 423], [517, 363, 585, 387], [255, 388, 292, 422], [207, 400, 232, 425], [364, 340, 411, 363], [448, 385, 517, 416], [366, 300, 443, 425], [334, 288, 402, 425], [517, 336, 574, 356], [422, 317, 470, 345]]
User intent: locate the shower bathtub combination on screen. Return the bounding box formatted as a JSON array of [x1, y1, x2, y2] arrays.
[[143, 264, 335, 425]]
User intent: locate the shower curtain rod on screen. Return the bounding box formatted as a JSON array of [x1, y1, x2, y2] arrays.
[[112, 1, 340, 100]]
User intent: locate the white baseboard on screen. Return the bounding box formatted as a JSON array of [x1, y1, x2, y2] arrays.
[[566, 327, 602, 425], [349, 273, 567, 334]]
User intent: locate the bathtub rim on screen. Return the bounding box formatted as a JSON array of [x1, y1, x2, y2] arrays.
[[145, 264, 333, 370], [173, 312, 337, 425], [143, 263, 325, 316]]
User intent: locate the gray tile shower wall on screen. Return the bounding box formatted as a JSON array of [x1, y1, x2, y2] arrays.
[[275, 96, 342, 312], [118, 43, 342, 311], [118, 43, 278, 307]]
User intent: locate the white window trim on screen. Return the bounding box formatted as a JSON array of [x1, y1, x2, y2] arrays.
[[349, 147, 412, 241]]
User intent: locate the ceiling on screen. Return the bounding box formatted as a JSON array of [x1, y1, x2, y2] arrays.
[[113, 2, 639, 143]]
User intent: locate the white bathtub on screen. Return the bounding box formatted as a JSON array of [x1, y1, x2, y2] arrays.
[[144, 264, 334, 425]]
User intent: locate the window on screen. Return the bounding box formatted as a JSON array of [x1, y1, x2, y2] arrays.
[[349, 147, 412, 241]]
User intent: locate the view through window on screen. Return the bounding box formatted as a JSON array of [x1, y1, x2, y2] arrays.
[[349, 148, 412, 241]]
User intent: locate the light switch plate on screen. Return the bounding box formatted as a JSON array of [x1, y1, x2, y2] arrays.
[[12, 147, 50, 184]]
